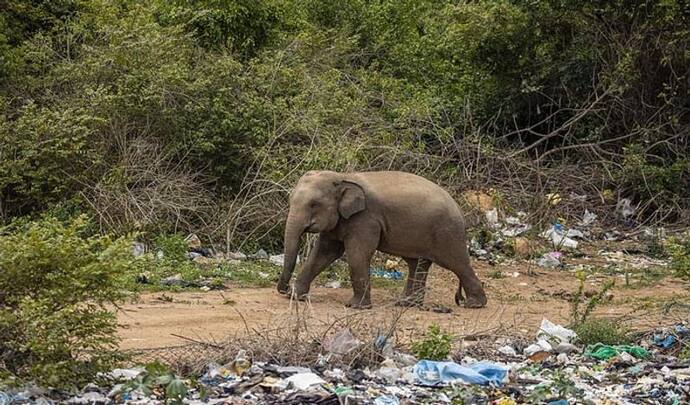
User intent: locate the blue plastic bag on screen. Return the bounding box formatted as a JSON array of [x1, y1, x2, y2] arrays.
[[413, 360, 508, 386]]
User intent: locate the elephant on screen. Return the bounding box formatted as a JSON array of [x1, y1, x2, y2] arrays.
[[276, 170, 487, 309]]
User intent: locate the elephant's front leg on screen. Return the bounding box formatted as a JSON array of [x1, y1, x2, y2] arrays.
[[290, 236, 344, 300], [343, 226, 380, 309]]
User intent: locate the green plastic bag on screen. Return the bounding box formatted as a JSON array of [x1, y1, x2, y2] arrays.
[[585, 343, 650, 360]]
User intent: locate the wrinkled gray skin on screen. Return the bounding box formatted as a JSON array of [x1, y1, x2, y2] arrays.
[[277, 170, 487, 309]]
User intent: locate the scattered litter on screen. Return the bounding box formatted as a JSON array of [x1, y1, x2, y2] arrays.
[[485, 208, 500, 228], [585, 343, 650, 360], [497, 345, 517, 356], [538, 318, 577, 345], [131, 242, 146, 257], [269, 254, 285, 266], [324, 328, 361, 355], [253, 249, 269, 260], [537, 251, 562, 268], [540, 224, 580, 249], [580, 209, 597, 226], [653, 324, 690, 349], [374, 395, 399, 405], [160, 273, 187, 287], [325, 280, 341, 288], [285, 372, 325, 390], [413, 360, 508, 386], [546, 193, 561, 205], [370, 268, 403, 280], [616, 198, 635, 220]]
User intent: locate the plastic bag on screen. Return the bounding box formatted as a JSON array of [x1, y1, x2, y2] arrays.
[[413, 360, 508, 386]]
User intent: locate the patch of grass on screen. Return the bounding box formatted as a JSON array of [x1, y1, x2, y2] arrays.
[[572, 318, 631, 346], [679, 346, 690, 360], [488, 269, 505, 279], [411, 324, 453, 361]]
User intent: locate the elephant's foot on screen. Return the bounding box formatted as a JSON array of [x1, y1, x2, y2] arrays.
[[463, 295, 487, 308], [346, 296, 372, 309], [454, 289, 465, 306], [277, 283, 290, 295]]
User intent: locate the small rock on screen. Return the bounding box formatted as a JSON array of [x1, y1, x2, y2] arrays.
[[228, 251, 247, 260], [325, 280, 341, 288], [254, 249, 269, 260]]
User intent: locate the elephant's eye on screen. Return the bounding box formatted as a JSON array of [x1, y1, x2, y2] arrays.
[[310, 201, 319, 209]]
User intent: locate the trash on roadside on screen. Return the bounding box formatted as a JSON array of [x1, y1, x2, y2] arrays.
[[585, 343, 650, 360], [269, 254, 285, 266], [537, 251, 562, 268], [384, 259, 399, 270], [653, 324, 689, 348], [132, 242, 146, 257], [616, 198, 635, 220], [485, 208, 500, 228], [374, 395, 400, 405], [540, 224, 580, 249], [160, 273, 187, 287], [370, 268, 403, 280], [323, 328, 362, 355], [375, 359, 403, 384], [580, 210, 597, 226], [285, 372, 325, 390], [546, 193, 561, 205], [538, 319, 577, 345], [252, 249, 269, 260], [413, 360, 508, 386], [497, 345, 517, 357]]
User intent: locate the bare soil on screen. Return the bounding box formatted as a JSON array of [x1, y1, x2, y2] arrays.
[[118, 259, 690, 351]]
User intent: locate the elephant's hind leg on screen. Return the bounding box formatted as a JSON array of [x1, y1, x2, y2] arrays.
[[437, 251, 487, 308], [397, 258, 431, 307]]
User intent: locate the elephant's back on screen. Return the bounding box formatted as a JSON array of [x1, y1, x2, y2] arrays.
[[353, 171, 462, 216]]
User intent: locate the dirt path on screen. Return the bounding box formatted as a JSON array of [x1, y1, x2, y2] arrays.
[[118, 261, 690, 350]]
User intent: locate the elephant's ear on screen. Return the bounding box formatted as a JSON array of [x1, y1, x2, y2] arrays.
[[338, 180, 366, 219]]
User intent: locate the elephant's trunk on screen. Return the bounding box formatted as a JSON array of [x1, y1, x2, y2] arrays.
[[277, 209, 304, 294]]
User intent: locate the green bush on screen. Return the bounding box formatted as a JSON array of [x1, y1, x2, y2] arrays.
[[411, 324, 452, 361], [667, 234, 690, 280], [0, 215, 134, 388], [572, 318, 631, 346]]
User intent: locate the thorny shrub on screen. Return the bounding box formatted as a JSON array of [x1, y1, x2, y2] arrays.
[[0, 215, 134, 388], [569, 271, 630, 345]]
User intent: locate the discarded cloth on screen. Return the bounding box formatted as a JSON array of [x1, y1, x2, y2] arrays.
[[413, 360, 508, 386], [585, 343, 650, 360]]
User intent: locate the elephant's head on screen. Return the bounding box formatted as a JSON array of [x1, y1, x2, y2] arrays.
[[277, 171, 365, 294]]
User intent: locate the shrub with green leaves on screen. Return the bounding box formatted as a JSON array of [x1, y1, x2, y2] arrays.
[[0, 215, 134, 388], [667, 234, 690, 280], [411, 324, 452, 361]]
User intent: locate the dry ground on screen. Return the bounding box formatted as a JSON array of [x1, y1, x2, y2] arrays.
[[117, 258, 690, 351]]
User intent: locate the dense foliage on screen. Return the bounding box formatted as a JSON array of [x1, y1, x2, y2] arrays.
[[1, 0, 688, 241], [0, 215, 134, 388]]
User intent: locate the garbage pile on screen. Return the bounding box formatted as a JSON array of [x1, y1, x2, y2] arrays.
[[3, 319, 688, 404]]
